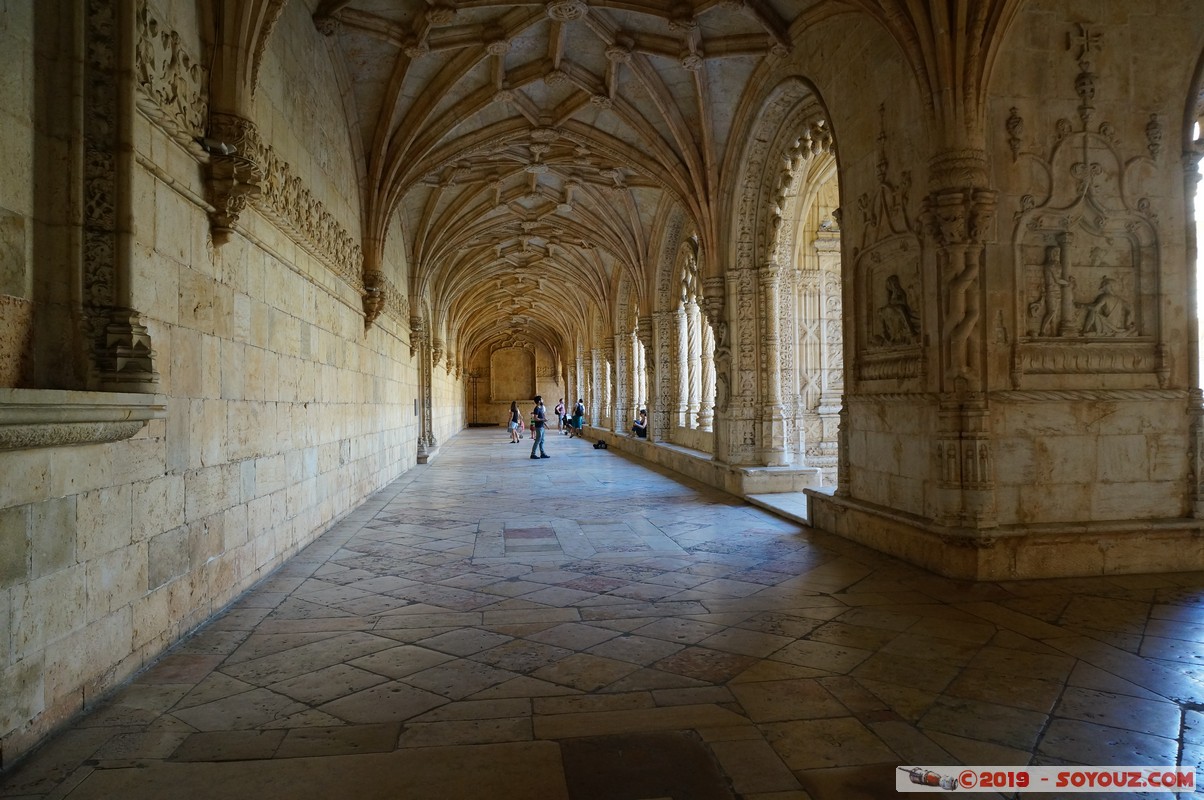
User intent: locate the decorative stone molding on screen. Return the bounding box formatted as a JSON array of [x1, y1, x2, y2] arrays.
[[248, 137, 365, 290], [0, 389, 167, 451]]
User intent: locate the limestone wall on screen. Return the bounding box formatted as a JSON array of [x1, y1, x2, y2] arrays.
[[983, 1, 1202, 527], [0, 1, 419, 765], [0, 3, 34, 387]]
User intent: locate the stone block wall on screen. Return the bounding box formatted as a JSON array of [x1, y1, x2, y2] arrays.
[[0, 0, 425, 766]]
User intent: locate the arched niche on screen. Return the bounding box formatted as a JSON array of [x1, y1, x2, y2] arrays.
[[489, 345, 535, 403]]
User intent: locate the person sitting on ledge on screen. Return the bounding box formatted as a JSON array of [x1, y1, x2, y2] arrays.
[[631, 409, 648, 438]]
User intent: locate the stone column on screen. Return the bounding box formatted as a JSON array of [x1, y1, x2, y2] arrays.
[[673, 305, 689, 430], [651, 312, 674, 443], [702, 274, 733, 464], [413, 318, 437, 463], [685, 299, 701, 426], [698, 323, 714, 431], [613, 331, 631, 435], [637, 317, 656, 439], [759, 264, 787, 466], [1185, 153, 1204, 518], [921, 165, 998, 529], [817, 237, 843, 458], [85, 0, 160, 391], [589, 348, 602, 427], [601, 340, 615, 429]]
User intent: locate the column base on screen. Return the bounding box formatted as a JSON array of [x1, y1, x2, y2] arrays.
[[805, 491, 1204, 580]]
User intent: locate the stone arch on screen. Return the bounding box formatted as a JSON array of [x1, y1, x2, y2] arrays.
[[721, 74, 843, 468]]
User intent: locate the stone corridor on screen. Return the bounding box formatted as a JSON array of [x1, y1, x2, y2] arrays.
[[4, 429, 1204, 799]]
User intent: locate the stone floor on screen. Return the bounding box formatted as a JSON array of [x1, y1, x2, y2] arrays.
[[4, 428, 1204, 799]]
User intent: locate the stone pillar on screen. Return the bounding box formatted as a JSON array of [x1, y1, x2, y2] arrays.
[[685, 299, 701, 425], [651, 312, 674, 443], [413, 318, 437, 463], [816, 234, 843, 466], [589, 348, 602, 426], [85, 0, 160, 391], [699, 323, 714, 431], [702, 275, 733, 464], [637, 317, 656, 438], [601, 340, 615, 428], [673, 305, 689, 430], [922, 177, 998, 529], [613, 331, 631, 435], [1185, 153, 1204, 518], [759, 265, 787, 466]]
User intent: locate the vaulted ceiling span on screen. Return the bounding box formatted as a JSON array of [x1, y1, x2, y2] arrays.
[[314, 0, 815, 359]]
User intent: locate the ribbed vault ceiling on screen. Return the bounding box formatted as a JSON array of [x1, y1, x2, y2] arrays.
[[314, 0, 829, 360]]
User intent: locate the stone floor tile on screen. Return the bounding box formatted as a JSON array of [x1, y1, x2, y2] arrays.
[[396, 717, 532, 748], [530, 652, 642, 691], [652, 646, 759, 683], [924, 730, 1032, 767], [469, 675, 582, 700], [1036, 718, 1179, 766], [730, 679, 848, 723], [469, 639, 574, 672], [9, 429, 1204, 800], [170, 687, 309, 732], [317, 680, 448, 723], [273, 723, 400, 759], [631, 617, 726, 644], [415, 628, 513, 656], [533, 704, 748, 740], [402, 658, 520, 699], [710, 737, 803, 795], [943, 666, 1064, 714], [269, 664, 389, 705], [1051, 686, 1181, 738], [586, 633, 685, 665], [761, 717, 897, 770], [220, 632, 400, 686], [525, 622, 621, 650], [92, 728, 193, 761], [770, 639, 874, 674], [917, 696, 1047, 751], [170, 730, 286, 761], [697, 626, 795, 658]]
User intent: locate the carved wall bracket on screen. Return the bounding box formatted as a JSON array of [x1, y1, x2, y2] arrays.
[[205, 113, 264, 245]]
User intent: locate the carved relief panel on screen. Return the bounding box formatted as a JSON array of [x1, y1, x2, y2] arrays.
[[854, 110, 925, 384], [1009, 26, 1162, 385]]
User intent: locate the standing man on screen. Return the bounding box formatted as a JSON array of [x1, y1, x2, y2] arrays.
[[530, 396, 550, 459]]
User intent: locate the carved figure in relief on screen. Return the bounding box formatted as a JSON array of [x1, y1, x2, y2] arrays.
[[873, 274, 920, 346], [1027, 245, 1071, 336], [1078, 275, 1135, 336]]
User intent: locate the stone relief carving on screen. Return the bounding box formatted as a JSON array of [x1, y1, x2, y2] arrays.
[[136, 3, 372, 325], [1010, 24, 1160, 385], [135, 0, 207, 150], [854, 108, 926, 383]]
